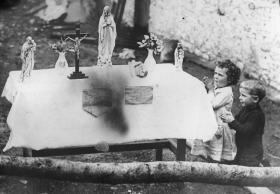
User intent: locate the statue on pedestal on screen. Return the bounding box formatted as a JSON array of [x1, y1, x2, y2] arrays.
[[97, 6, 117, 67], [20, 36, 36, 82], [174, 43, 184, 71]]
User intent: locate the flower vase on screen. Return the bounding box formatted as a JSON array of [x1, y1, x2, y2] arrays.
[[144, 49, 156, 76], [55, 52, 68, 74]]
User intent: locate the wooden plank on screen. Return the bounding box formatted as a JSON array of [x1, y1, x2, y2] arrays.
[[31, 140, 170, 157], [25, 2, 47, 15], [168, 139, 178, 154], [168, 139, 186, 161], [155, 148, 163, 161], [51, 25, 76, 31], [245, 187, 275, 194], [176, 139, 186, 161], [22, 148, 32, 157], [125, 86, 153, 105]]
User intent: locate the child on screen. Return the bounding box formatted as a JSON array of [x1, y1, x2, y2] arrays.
[[221, 80, 266, 166], [191, 59, 241, 162]]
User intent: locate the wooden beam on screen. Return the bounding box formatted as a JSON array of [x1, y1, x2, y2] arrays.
[[176, 139, 186, 161], [155, 148, 163, 161], [134, 0, 150, 34], [168, 139, 186, 161], [31, 140, 170, 157], [1, 155, 280, 186], [168, 139, 178, 154], [245, 187, 275, 194]]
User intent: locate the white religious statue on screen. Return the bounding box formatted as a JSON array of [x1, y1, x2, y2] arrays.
[[50, 39, 69, 74], [97, 6, 117, 67], [174, 43, 184, 71], [20, 36, 36, 82]]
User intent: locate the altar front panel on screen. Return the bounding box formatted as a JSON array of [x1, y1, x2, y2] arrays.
[[2, 64, 217, 151]]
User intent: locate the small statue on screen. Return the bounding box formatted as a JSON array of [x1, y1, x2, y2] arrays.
[[97, 6, 117, 67], [174, 43, 184, 71], [50, 39, 70, 73], [20, 36, 36, 82]]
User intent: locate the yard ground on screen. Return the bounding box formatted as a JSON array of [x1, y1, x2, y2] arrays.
[[0, 0, 279, 193]]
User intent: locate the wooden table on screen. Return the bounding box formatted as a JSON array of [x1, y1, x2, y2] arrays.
[[2, 64, 217, 161], [23, 139, 187, 161]]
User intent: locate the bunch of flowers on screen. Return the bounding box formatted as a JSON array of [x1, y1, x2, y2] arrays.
[[137, 33, 163, 55], [50, 40, 69, 53]]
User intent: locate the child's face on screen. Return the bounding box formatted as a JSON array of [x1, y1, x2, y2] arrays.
[[214, 66, 228, 88], [239, 88, 258, 107]]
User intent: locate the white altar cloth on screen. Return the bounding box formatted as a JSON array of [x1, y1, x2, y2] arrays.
[[1, 64, 217, 151]]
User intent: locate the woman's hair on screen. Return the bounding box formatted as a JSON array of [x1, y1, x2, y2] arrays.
[[217, 59, 241, 86], [240, 80, 266, 102]]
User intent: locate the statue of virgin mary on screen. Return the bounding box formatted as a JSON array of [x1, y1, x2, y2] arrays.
[[97, 6, 117, 67], [20, 36, 36, 82]]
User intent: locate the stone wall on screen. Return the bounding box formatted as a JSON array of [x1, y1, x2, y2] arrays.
[[123, 0, 280, 102]]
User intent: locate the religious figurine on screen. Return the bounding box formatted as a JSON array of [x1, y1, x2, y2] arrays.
[[97, 6, 117, 67], [66, 35, 87, 62], [20, 36, 36, 82], [64, 23, 89, 79], [174, 43, 184, 71], [50, 39, 69, 73]]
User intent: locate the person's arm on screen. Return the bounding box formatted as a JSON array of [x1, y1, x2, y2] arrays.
[[65, 37, 74, 42], [31, 41, 36, 51], [80, 34, 88, 42], [228, 111, 264, 136], [202, 76, 213, 93], [211, 89, 232, 110]]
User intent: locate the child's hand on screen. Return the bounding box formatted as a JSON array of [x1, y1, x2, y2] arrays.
[[215, 126, 223, 139], [203, 76, 214, 92], [220, 113, 234, 123], [202, 76, 209, 85]]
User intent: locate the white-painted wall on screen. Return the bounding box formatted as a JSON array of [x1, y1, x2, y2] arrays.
[[123, 0, 280, 102]]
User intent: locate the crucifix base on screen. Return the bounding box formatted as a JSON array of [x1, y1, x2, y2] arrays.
[[68, 71, 88, 79]]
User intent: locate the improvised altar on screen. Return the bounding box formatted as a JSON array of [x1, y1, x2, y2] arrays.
[[1, 6, 218, 159]]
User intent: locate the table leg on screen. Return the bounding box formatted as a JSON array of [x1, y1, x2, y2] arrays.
[[23, 148, 33, 157], [176, 139, 186, 161], [155, 148, 163, 161]]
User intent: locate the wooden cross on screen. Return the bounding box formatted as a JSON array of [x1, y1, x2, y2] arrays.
[[65, 23, 89, 79]]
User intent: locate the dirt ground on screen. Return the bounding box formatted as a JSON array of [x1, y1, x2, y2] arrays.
[[0, 0, 280, 193]]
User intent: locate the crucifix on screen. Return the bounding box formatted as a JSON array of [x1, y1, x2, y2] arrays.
[[65, 23, 89, 79]]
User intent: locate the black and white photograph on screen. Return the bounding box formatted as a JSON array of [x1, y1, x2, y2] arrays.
[[0, 0, 280, 193]]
